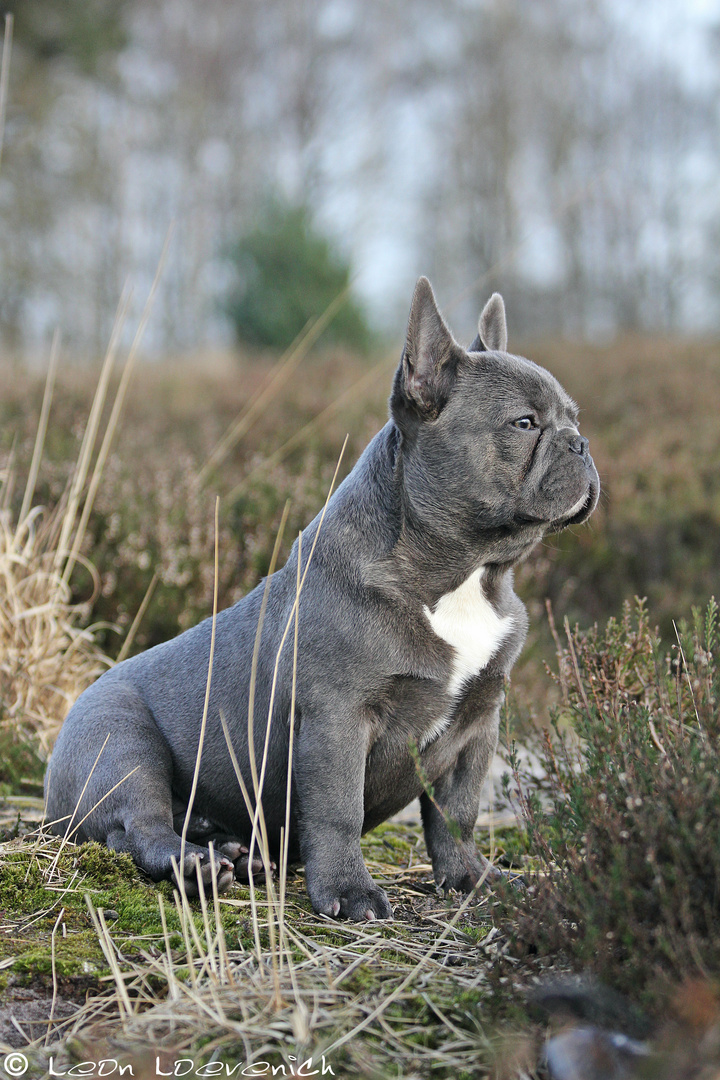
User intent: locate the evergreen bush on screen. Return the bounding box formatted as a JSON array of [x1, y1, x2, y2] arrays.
[[223, 199, 374, 353]]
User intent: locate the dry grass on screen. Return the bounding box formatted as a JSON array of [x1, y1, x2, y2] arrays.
[[0, 234, 171, 757], [0, 508, 109, 758], [73, 884, 497, 1076], [0, 337, 111, 757], [2, 821, 514, 1078]]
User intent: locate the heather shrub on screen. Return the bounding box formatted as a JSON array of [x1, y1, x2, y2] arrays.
[[85, 447, 336, 652], [502, 597, 720, 1001]]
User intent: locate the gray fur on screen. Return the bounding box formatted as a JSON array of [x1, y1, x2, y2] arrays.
[[478, 292, 508, 352], [45, 279, 599, 921]]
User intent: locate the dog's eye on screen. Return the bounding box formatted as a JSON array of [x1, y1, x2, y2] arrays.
[[512, 416, 536, 430]]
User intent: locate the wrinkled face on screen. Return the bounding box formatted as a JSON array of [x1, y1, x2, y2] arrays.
[[449, 352, 599, 532], [398, 352, 599, 557], [390, 278, 599, 561]]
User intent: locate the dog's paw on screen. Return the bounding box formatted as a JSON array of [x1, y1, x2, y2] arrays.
[[435, 855, 502, 894], [216, 839, 247, 861], [312, 882, 393, 922], [173, 848, 235, 897], [231, 844, 276, 883]]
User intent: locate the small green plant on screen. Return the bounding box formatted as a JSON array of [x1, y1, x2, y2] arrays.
[[223, 198, 374, 352], [502, 597, 720, 1002]]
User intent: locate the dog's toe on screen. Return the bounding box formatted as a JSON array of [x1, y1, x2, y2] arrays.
[[233, 851, 272, 883], [216, 865, 236, 892], [316, 885, 392, 922], [341, 890, 393, 921], [174, 850, 235, 896], [217, 840, 246, 861], [358, 888, 393, 922]]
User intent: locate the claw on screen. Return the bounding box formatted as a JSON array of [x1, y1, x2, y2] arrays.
[[331, 899, 341, 917], [365, 909, 376, 921]]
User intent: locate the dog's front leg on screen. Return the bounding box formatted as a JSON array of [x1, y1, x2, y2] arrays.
[[421, 712, 501, 893], [295, 712, 393, 921]]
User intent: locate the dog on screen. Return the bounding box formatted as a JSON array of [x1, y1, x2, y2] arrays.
[[45, 278, 599, 920]]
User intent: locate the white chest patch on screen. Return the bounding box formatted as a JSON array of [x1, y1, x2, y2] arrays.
[[421, 567, 514, 747]]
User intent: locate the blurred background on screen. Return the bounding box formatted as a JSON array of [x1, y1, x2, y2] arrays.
[[1, 0, 718, 354], [1, 0, 719, 716]]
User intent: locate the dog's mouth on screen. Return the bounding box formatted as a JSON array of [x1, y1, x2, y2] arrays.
[[512, 471, 600, 534], [549, 483, 599, 532]]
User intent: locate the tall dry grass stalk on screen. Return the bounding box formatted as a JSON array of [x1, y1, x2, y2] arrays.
[[0, 331, 111, 756], [0, 12, 13, 173], [197, 287, 352, 489], [1, 241, 168, 756]]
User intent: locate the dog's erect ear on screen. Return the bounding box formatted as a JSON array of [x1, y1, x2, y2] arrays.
[[396, 277, 459, 417], [468, 292, 508, 353], [477, 292, 508, 352]]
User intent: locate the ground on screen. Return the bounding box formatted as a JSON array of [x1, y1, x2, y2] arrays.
[[0, 794, 538, 1078]]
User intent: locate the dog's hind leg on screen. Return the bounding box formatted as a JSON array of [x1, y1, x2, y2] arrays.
[[45, 681, 235, 895]]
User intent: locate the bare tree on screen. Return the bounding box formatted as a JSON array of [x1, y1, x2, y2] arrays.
[[0, 0, 717, 353]]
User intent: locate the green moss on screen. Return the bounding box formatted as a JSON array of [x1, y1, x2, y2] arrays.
[[12, 944, 93, 979], [461, 923, 492, 943], [339, 963, 381, 994], [0, 837, 271, 993], [73, 840, 138, 884]]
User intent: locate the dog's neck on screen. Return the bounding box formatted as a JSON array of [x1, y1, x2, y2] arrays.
[[389, 524, 532, 609], [392, 487, 543, 611], [345, 420, 544, 609]]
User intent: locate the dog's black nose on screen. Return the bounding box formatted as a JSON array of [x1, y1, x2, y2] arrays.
[[567, 432, 589, 456]]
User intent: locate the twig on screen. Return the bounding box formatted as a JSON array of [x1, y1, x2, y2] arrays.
[[198, 287, 351, 487], [46, 906, 65, 1046], [19, 330, 60, 530], [0, 13, 13, 174], [673, 619, 703, 734], [115, 571, 159, 664], [180, 496, 221, 873], [564, 615, 591, 715]]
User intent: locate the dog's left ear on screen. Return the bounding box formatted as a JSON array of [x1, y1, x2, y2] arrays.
[[393, 277, 460, 419], [468, 292, 508, 353]]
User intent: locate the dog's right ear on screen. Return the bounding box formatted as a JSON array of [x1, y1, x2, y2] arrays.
[[392, 277, 459, 420]]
